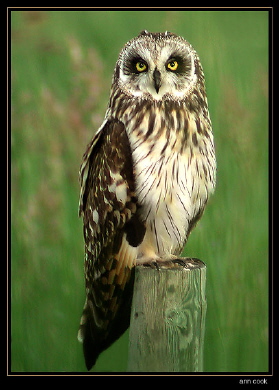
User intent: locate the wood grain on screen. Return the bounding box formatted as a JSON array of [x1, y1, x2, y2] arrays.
[[127, 258, 207, 372]]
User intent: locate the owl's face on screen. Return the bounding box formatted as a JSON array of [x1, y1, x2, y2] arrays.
[[115, 31, 203, 101]]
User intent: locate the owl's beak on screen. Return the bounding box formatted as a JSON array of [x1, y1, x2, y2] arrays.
[[153, 68, 161, 93]]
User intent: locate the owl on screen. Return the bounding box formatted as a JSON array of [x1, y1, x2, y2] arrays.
[[78, 30, 216, 370]]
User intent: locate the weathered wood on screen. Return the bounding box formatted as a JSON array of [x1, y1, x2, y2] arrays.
[[127, 258, 207, 372]]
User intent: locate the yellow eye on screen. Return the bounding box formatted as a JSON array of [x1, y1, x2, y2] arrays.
[[167, 59, 179, 71], [135, 61, 147, 72]]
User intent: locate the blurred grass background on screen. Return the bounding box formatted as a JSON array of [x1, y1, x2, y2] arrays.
[[11, 10, 269, 373]]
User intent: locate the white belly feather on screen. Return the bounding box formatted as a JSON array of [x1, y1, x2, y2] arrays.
[[127, 113, 214, 262]]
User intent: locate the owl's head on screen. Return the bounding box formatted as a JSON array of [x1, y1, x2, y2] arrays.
[[114, 30, 204, 101]]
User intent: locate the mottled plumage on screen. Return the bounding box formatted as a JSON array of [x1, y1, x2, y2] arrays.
[[78, 30, 216, 370]]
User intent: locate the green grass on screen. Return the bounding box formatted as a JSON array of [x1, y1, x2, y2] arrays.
[[11, 10, 269, 373]]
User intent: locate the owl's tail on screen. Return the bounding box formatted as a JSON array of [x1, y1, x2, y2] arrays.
[[77, 268, 135, 371], [78, 302, 102, 370]]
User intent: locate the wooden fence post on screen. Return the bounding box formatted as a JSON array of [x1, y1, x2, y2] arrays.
[[127, 258, 207, 372]]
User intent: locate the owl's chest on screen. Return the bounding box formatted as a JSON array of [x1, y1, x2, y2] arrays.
[[130, 130, 199, 218], [127, 111, 209, 210], [128, 127, 208, 254], [123, 104, 215, 256]]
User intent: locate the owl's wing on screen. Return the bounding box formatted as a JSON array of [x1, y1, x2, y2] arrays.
[[78, 118, 146, 370]]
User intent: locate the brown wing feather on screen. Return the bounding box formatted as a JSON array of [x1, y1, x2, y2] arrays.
[[78, 118, 145, 370]]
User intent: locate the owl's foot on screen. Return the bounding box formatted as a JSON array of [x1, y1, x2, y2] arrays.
[[136, 255, 204, 270]]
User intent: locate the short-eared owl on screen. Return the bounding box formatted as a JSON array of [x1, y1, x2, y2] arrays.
[[78, 30, 216, 370]]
